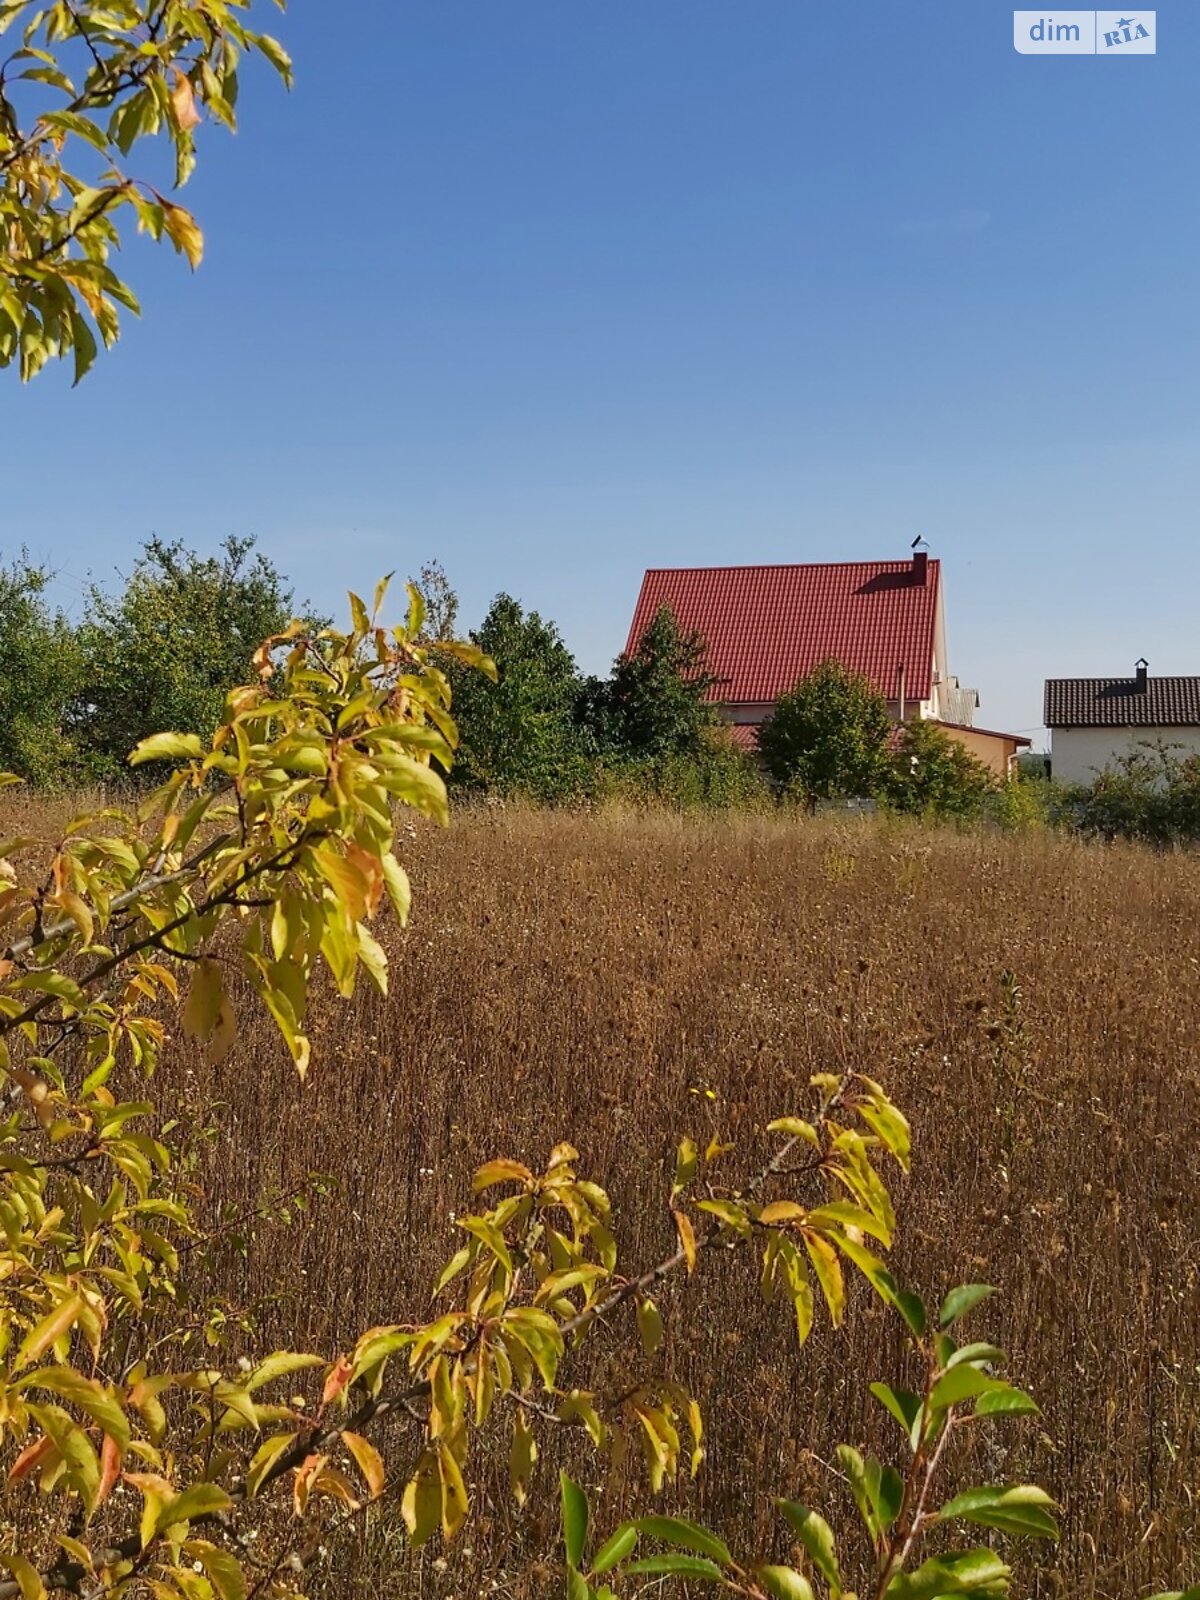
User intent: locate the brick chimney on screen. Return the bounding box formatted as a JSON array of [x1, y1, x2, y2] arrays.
[[912, 549, 928, 584], [1135, 657, 1148, 692]]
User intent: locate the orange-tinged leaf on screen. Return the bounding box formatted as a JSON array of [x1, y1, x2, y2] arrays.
[[163, 203, 203, 268], [322, 1356, 352, 1407], [171, 69, 202, 130], [672, 1208, 697, 1273], [7, 1433, 55, 1483], [97, 1432, 121, 1507], [342, 1431, 385, 1500], [293, 1453, 327, 1518], [345, 843, 384, 918]]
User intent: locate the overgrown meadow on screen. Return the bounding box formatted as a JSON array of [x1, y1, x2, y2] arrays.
[[5, 795, 1197, 1598]]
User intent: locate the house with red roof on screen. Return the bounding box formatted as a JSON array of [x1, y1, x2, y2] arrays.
[[624, 549, 1029, 776]]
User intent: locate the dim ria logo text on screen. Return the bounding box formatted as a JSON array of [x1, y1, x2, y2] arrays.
[[1013, 11, 1156, 54]]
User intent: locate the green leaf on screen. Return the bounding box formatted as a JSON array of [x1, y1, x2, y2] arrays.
[[946, 1343, 1005, 1370], [634, 1517, 732, 1567], [895, 1290, 927, 1338], [561, 1472, 589, 1570], [254, 32, 294, 87], [153, 1482, 234, 1536], [590, 1525, 638, 1575], [974, 1383, 1039, 1418], [937, 1484, 1059, 1540], [929, 1365, 1005, 1411], [129, 731, 206, 766], [776, 1502, 841, 1591], [939, 1284, 995, 1327], [756, 1567, 815, 1600], [244, 1352, 324, 1393], [673, 1135, 698, 1194], [885, 1549, 1011, 1598], [866, 1459, 905, 1530], [869, 1384, 924, 1444], [834, 1445, 880, 1541], [625, 1555, 724, 1581], [186, 1541, 248, 1600]]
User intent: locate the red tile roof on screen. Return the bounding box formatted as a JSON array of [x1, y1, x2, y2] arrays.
[[626, 560, 941, 706]]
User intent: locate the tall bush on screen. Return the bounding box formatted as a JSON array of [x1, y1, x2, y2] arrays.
[[758, 662, 892, 804], [0, 556, 86, 788], [448, 594, 591, 802], [71, 538, 302, 780], [889, 720, 997, 820]]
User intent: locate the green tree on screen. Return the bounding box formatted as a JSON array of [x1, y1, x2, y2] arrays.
[[72, 536, 301, 777], [590, 604, 719, 761], [408, 558, 459, 643], [757, 659, 892, 803], [1, 0, 292, 382], [0, 554, 86, 786], [450, 593, 590, 802], [889, 718, 997, 820]]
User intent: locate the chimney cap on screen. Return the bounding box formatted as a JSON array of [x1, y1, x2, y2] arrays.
[[1136, 656, 1149, 669]]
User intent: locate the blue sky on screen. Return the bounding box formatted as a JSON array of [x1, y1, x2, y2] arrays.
[[4, 2, 1196, 743]]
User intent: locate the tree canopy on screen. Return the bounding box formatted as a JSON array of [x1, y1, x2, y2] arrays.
[[588, 604, 719, 762], [1, 0, 292, 381], [0, 553, 85, 786], [757, 659, 893, 803], [71, 536, 302, 778], [448, 593, 591, 802]]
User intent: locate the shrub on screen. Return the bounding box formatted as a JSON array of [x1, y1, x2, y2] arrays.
[[448, 594, 593, 803], [597, 729, 772, 812], [888, 719, 997, 821], [0, 555, 87, 788], [758, 662, 892, 804], [587, 604, 719, 762], [71, 537, 304, 781], [1068, 744, 1200, 847]]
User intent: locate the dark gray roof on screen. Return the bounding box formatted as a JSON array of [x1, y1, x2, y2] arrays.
[[1044, 676, 1200, 728]]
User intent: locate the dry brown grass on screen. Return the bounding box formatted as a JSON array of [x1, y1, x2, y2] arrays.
[[8, 800, 1200, 1597]]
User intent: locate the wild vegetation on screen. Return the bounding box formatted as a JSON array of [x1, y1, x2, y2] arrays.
[[3, 771, 1197, 1599]]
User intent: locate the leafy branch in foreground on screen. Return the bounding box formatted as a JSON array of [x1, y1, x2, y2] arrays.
[[562, 1285, 1057, 1600], [0, 575, 915, 1600], [1, 0, 293, 381]]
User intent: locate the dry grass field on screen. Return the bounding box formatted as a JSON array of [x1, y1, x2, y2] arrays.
[[6, 798, 1200, 1597]]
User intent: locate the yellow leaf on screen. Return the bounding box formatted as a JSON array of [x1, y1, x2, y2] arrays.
[[163, 204, 204, 269], [185, 1541, 247, 1600], [0, 1552, 46, 1600], [400, 1455, 442, 1547], [341, 1431, 385, 1500], [15, 1293, 84, 1370], [182, 959, 223, 1042], [672, 1207, 697, 1274], [437, 1439, 469, 1539]]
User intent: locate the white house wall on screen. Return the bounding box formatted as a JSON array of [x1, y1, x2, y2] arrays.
[[1051, 726, 1200, 785]]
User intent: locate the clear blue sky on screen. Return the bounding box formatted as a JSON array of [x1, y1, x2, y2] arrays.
[[4, 3, 1197, 743]]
